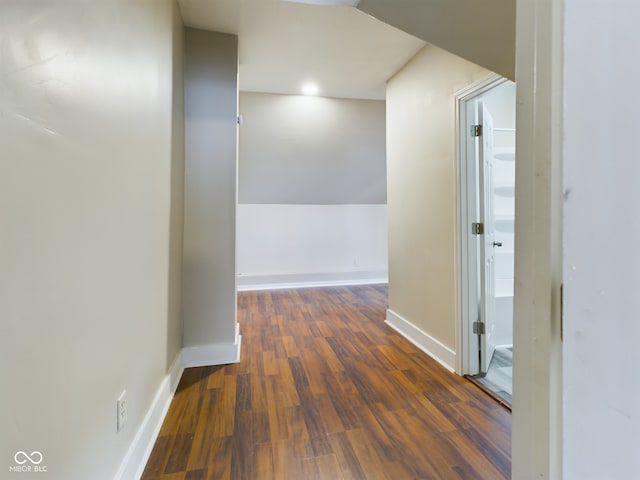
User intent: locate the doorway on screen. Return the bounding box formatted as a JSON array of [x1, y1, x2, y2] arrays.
[[457, 77, 516, 405]]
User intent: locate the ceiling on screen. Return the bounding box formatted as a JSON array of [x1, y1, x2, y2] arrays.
[[357, 0, 515, 80], [178, 0, 426, 100]]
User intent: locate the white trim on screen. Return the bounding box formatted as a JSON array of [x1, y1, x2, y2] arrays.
[[182, 326, 242, 367], [114, 326, 243, 480], [385, 309, 456, 373], [113, 352, 185, 480], [454, 73, 504, 103], [512, 0, 564, 477], [236, 271, 388, 291]]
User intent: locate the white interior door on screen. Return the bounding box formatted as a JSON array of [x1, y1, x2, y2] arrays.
[[478, 101, 497, 373]]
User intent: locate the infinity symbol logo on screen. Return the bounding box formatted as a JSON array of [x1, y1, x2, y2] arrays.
[[14, 451, 43, 465]]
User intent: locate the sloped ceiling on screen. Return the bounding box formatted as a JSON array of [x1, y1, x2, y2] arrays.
[[357, 0, 516, 80], [178, 0, 426, 99]]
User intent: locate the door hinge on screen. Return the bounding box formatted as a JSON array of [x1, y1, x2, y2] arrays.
[[473, 321, 486, 335], [472, 222, 484, 235], [471, 124, 482, 137]]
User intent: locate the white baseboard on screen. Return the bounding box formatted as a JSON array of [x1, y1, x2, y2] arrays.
[[236, 271, 388, 291], [385, 309, 456, 372], [115, 327, 242, 480], [114, 352, 184, 480], [182, 325, 242, 368]]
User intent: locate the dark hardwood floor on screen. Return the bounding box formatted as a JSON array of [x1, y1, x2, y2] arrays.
[[142, 285, 511, 480]]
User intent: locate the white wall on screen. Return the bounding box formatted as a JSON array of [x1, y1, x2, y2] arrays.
[[563, 1, 640, 478], [237, 92, 387, 288], [183, 29, 239, 349], [0, 1, 183, 478], [237, 204, 388, 289], [482, 80, 516, 149], [385, 44, 489, 359]]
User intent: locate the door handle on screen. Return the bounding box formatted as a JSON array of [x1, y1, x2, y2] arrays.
[[493, 241, 503, 247]]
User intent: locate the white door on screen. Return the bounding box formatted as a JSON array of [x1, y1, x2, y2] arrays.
[[478, 102, 498, 373]]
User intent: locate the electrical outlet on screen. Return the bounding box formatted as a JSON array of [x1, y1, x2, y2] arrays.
[[116, 390, 127, 433]]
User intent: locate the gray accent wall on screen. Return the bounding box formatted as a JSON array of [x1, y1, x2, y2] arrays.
[[238, 92, 386, 205], [183, 29, 238, 346]]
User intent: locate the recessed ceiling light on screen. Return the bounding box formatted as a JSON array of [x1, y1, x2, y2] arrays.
[[302, 83, 319, 96]]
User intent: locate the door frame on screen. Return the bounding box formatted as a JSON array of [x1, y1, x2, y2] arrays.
[[454, 74, 508, 376]]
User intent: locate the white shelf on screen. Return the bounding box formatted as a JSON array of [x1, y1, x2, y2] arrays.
[[493, 146, 516, 162], [494, 185, 515, 197], [494, 215, 514, 233]]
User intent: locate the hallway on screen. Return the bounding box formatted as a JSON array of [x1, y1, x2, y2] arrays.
[[142, 285, 511, 479]]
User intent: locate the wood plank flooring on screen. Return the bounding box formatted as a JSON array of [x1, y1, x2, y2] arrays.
[[142, 285, 511, 480]]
